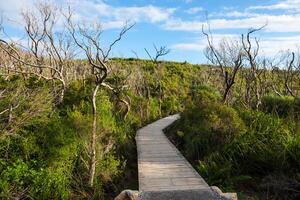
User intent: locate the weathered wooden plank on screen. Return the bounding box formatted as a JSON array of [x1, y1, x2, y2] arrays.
[[135, 114, 211, 192]]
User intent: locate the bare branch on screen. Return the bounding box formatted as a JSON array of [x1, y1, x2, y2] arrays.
[[145, 44, 170, 63]]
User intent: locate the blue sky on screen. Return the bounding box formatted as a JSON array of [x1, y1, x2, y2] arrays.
[[1, 0, 300, 63]]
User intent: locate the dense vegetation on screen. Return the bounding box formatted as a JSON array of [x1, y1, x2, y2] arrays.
[[2, 55, 300, 200], [0, 58, 208, 199], [2, 56, 300, 199], [1, 3, 300, 200], [166, 86, 300, 199]]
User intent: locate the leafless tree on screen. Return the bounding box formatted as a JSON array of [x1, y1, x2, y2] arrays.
[[145, 44, 170, 116], [269, 50, 300, 97], [103, 64, 132, 118], [267, 55, 284, 96], [282, 51, 300, 97], [0, 3, 74, 104], [258, 58, 273, 97], [66, 10, 134, 186], [145, 44, 170, 63], [242, 25, 266, 109], [202, 25, 243, 103]]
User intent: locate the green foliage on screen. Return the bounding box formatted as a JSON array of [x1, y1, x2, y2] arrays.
[[0, 77, 53, 135], [148, 98, 160, 120], [161, 95, 181, 114], [171, 86, 245, 160], [261, 95, 294, 117], [3, 58, 300, 199], [235, 111, 292, 173], [189, 84, 221, 104], [168, 95, 300, 198], [0, 160, 70, 199], [286, 130, 300, 169], [1, 59, 205, 199], [196, 111, 300, 198]]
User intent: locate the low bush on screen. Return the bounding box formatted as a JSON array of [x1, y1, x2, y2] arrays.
[[167, 89, 300, 199], [170, 86, 245, 160], [0, 160, 70, 199], [261, 95, 294, 117], [198, 110, 300, 198]]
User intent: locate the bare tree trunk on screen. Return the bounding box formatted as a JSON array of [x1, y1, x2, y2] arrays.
[[221, 71, 240, 104], [241, 25, 266, 109], [222, 87, 230, 103], [272, 85, 282, 97], [245, 79, 251, 108], [89, 84, 100, 187], [222, 80, 234, 104], [67, 14, 133, 187], [254, 76, 261, 109], [58, 79, 66, 104]]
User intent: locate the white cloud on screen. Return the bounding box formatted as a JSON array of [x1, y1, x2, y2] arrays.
[[0, 0, 37, 23], [163, 0, 300, 33], [210, 10, 259, 18], [102, 20, 125, 30], [260, 35, 300, 55], [0, 0, 176, 30], [2, 0, 300, 60], [171, 34, 239, 51], [69, 0, 175, 23], [164, 17, 264, 32], [249, 0, 300, 11], [172, 34, 300, 57], [172, 42, 204, 51], [185, 7, 203, 14], [163, 14, 300, 33], [0, 0, 34, 14]]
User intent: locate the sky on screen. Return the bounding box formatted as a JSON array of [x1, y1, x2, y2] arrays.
[[1, 0, 300, 64]]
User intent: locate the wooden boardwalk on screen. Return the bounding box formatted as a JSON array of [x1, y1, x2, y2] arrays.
[[135, 114, 211, 193]]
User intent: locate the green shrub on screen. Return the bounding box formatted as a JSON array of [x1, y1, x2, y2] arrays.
[[173, 86, 245, 160], [168, 88, 300, 198], [227, 110, 291, 174], [196, 110, 300, 195], [261, 95, 294, 117], [293, 97, 300, 118], [261, 95, 300, 120], [0, 160, 70, 199], [189, 84, 221, 106], [161, 95, 181, 115], [149, 97, 160, 120], [286, 132, 300, 169]]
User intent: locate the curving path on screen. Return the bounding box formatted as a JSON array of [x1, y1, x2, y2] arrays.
[[135, 114, 219, 200]]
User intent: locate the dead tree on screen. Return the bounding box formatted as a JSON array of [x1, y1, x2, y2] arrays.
[[267, 54, 285, 97], [281, 51, 300, 97], [0, 3, 74, 104], [242, 25, 266, 109], [259, 58, 273, 97], [145, 45, 170, 63], [103, 64, 132, 118], [0, 41, 15, 79], [202, 25, 243, 103], [270, 50, 300, 97], [282, 52, 295, 97], [66, 11, 133, 187], [145, 44, 170, 116]]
